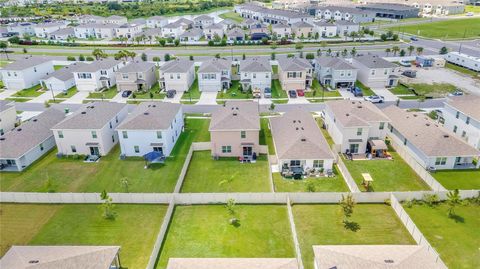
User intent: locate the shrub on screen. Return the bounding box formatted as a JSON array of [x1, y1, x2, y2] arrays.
[[67, 56, 76, 61]]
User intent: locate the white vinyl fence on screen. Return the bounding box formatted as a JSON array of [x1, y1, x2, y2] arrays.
[[286, 196, 304, 269], [335, 152, 361, 193], [146, 198, 175, 269]]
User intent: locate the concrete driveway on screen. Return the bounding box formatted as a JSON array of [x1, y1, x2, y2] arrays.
[[163, 92, 183, 104], [28, 90, 61, 103], [0, 90, 18, 100], [112, 91, 128, 103], [197, 92, 218, 105], [64, 91, 90, 104], [371, 88, 398, 102]]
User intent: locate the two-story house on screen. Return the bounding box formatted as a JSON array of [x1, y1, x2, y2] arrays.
[[73, 59, 125, 92], [239, 57, 272, 93], [33, 22, 66, 38], [52, 102, 128, 156], [209, 101, 260, 158], [158, 59, 195, 92], [204, 23, 225, 40], [291, 21, 314, 38], [115, 61, 157, 92], [313, 22, 337, 38], [271, 23, 292, 38], [115, 19, 145, 39], [146, 16, 169, 28], [277, 57, 313, 91], [198, 58, 232, 92], [0, 100, 17, 136], [193, 15, 214, 29], [104, 15, 128, 25], [116, 102, 183, 157], [351, 55, 399, 88], [179, 28, 204, 42], [315, 57, 358, 89], [324, 100, 390, 154], [442, 96, 480, 150], [1, 56, 54, 91], [161, 20, 188, 38], [335, 21, 360, 37]]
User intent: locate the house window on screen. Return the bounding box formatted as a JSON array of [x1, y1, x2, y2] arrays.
[[222, 146, 232, 153], [172, 136, 174, 142], [122, 131, 128, 139], [122, 74, 128, 79], [461, 131, 466, 138], [466, 117, 470, 125], [403, 138, 407, 145], [349, 144, 359, 153], [115, 116, 118, 123], [356, 128, 362, 136], [266, 73, 269, 78], [455, 111, 460, 119], [91, 131, 97, 139], [134, 146, 140, 153], [290, 160, 301, 166], [453, 126, 457, 133], [109, 122, 112, 129], [253, 73, 256, 79], [170, 74, 174, 79], [34, 67, 37, 72], [112, 135, 115, 142], [435, 157, 447, 165], [39, 143, 44, 151], [157, 131, 162, 139], [313, 160, 324, 168], [177, 74, 180, 79], [241, 131, 246, 138], [58, 131, 64, 138], [71, 145, 77, 153], [100, 70, 107, 75], [371, 69, 375, 75]]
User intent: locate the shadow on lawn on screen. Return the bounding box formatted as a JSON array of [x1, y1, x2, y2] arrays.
[[344, 220, 361, 232], [448, 214, 465, 223]]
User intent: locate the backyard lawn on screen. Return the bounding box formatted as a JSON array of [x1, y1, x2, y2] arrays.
[[12, 84, 44, 97], [260, 118, 276, 154], [87, 86, 118, 99], [219, 11, 244, 23], [0, 119, 210, 193], [293, 204, 415, 269], [343, 151, 430, 192], [132, 82, 166, 99], [271, 79, 288, 98], [405, 202, 480, 269], [217, 80, 252, 99], [181, 78, 201, 100], [273, 165, 349, 192], [156, 205, 295, 269], [432, 169, 480, 190], [305, 79, 341, 98], [0, 203, 62, 257], [54, 86, 78, 98], [316, 118, 335, 147], [180, 151, 271, 192], [30, 204, 167, 269], [389, 18, 480, 39]]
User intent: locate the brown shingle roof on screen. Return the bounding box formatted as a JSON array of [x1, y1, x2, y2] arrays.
[[209, 101, 260, 131], [116, 102, 181, 130], [445, 95, 480, 122], [325, 100, 389, 127]]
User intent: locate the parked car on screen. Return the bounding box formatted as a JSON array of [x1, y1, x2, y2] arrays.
[[351, 87, 363, 97], [166, 90, 177, 98], [288, 90, 297, 98], [448, 90, 464, 96], [121, 90, 132, 98], [466, 12, 474, 16], [296, 89, 305, 97], [399, 61, 411, 67], [402, 70, 417, 78], [264, 87, 272, 98], [410, 36, 418, 41], [364, 95, 385, 103], [253, 88, 261, 98]]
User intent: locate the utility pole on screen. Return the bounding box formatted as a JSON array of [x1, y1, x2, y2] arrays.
[[458, 28, 467, 53]]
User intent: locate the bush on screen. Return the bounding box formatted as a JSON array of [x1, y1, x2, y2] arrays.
[[305, 53, 315, 60], [86, 56, 94, 61], [67, 56, 76, 61], [423, 193, 439, 207]]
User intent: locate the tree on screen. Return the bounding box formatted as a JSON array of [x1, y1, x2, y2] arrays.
[[86, 56, 94, 61], [327, 48, 332, 56], [157, 37, 166, 47], [269, 103, 275, 111], [306, 53, 314, 60], [120, 177, 130, 193], [446, 189, 461, 218], [174, 39, 180, 46], [67, 56, 76, 61], [407, 45, 415, 56], [380, 33, 387, 41], [416, 47, 424, 55], [189, 55, 194, 61], [350, 47, 357, 57], [0, 41, 9, 60], [8, 36, 20, 44], [317, 48, 322, 57], [295, 43, 304, 51], [439, 46, 448, 55], [141, 52, 147, 61], [92, 48, 107, 60], [79, 54, 85, 61], [100, 190, 116, 220], [271, 52, 276, 60], [339, 194, 356, 227], [242, 53, 246, 60], [152, 56, 160, 63], [392, 46, 400, 56], [341, 49, 348, 57], [225, 198, 236, 215], [399, 49, 406, 57], [385, 48, 391, 57], [164, 53, 171, 61], [23, 48, 27, 54], [215, 53, 220, 59]]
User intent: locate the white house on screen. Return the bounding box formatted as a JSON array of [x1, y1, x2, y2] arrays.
[[324, 100, 390, 154], [1, 56, 54, 91], [40, 62, 86, 92], [52, 102, 128, 156], [315, 57, 358, 89], [204, 23, 225, 40], [74, 24, 96, 39], [239, 57, 272, 93], [0, 108, 65, 172], [271, 23, 292, 38], [33, 22, 67, 38], [116, 102, 183, 157], [159, 59, 195, 92], [351, 55, 399, 88], [443, 96, 480, 150], [104, 15, 128, 25], [73, 59, 125, 92], [7, 22, 35, 36], [313, 22, 337, 38], [50, 27, 75, 40], [161, 20, 188, 38], [198, 58, 232, 92], [335, 21, 360, 37], [382, 105, 480, 170], [179, 28, 204, 42], [445, 52, 480, 72], [146, 16, 168, 28], [193, 15, 214, 29], [116, 19, 146, 39], [0, 100, 17, 136], [270, 109, 335, 175]]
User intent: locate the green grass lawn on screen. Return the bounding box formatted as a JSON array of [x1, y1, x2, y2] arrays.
[[432, 169, 480, 190], [0, 203, 62, 257], [405, 202, 480, 269], [87, 86, 118, 99], [53, 65, 65, 70], [0, 119, 210, 193], [0, 60, 12, 67], [390, 18, 480, 39], [30, 204, 167, 269], [316, 118, 335, 147], [409, 83, 457, 97], [465, 5, 480, 13], [355, 81, 375, 96], [12, 84, 44, 97], [389, 83, 413, 95], [180, 151, 271, 192], [293, 204, 415, 269], [6, 97, 30, 102], [156, 205, 294, 269], [305, 79, 341, 98], [217, 80, 253, 99], [343, 151, 431, 192], [54, 86, 78, 98], [445, 62, 479, 78], [271, 79, 288, 98], [181, 78, 201, 99], [273, 165, 349, 192], [219, 11, 244, 23], [260, 118, 276, 154], [132, 82, 166, 99]]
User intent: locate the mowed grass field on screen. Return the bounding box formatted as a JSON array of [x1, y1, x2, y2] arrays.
[[391, 18, 480, 39], [432, 169, 480, 190]]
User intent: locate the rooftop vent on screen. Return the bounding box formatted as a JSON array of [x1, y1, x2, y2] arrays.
[[0, 137, 5, 141], [301, 138, 306, 142], [443, 134, 449, 138], [426, 123, 430, 126], [81, 111, 87, 114], [384, 260, 394, 264], [233, 111, 237, 116], [28, 260, 39, 264], [17, 128, 22, 132], [357, 105, 362, 109], [144, 112, 149, 115], [33, 119, 38, 122], [296, 127, 299, 130], [346, 113, 350, 117], [293, 120, 296, 123]]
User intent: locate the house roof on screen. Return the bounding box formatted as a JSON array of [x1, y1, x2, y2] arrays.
[[34, 22, 65, 28], [335, 20, 359, 26], [77, 23, 118, 29], [0, 108, 65, 159], [73, 59, 122, 73], [325, 100, 389, 127], [117, 102, 181, 130], [0, 100, 15, 113], [383, 105, 480, 157], [3, 56, 51, 71], [0, 246, 120, 269], [179, 28, 203, 38], [176, 18, 193, 25], [270, 109, 334, 160], [313, 21, 336, 27], [52, 102, 126, 130], [147, 16, 166, 21], [42, 62, 87, 82], [209, 101, 260, 131], [226, 28, 244, 38], [277, 57, 312, 72], [194, 15, 214, 21], [198, 58, 231, 73], [316, 57, 356, 70], [291, 21, 314, 28], [160, 59, 194, 73], [117, 61, 155, 73], [319, 5, 373, 15], [204, 23, 224, 30], [354, 55, 396, 69], [239, 57, 272, 73], [313, 245, 446, 269], [138, 27, 163, 37], [166, 258, 298, 269], [445, 95, 480, 122], [106, 15, 126, 20], [272, 23, 291, 29], [50, 27, 74, 36]]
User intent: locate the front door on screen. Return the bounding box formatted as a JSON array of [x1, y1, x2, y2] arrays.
[[455, 156, 462, 165], [349, 144, 359, 154], [153, 147, 163, 154], [243, 146, 252, 156], [389, 79, 395, 86], [90, 147, 100, 156]]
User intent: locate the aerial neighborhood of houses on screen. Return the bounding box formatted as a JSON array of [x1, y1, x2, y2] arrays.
[[0, 0, 479, 269]]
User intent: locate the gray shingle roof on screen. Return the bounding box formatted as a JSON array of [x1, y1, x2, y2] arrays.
[[198, 58, 231, 73], [354, 55, 396, 69], [77, 23, 118, 29], [291, 21, 314, 28], [117, 102, 181, 130], [382, 105, 480, 157], [73, 59, 122, 73], [3, 56, 51, 71], [270, 109, 334, 160], [117, 61, 155, 73], [34, 22, 65, 28], [166, 258, 298, 269], [52, 102, 126, 130], [0, 107, 65, 159], [160, 59, 194, 73], [316, 57, 356, 70], [335, 20, 359, 26], [204, 23, 224, 30], [445, 95, 480, 122], [179, 28, 203, 38], [277, 57, 312, 72], [313, 21, 336, 27], [148, 16, 166, 21], [194, 15, 214, 21], [209, 101, 260, 131], [226, 28, 244, 38], [51, 27, 75, 36], [42, 62, 87, 81], [325, 100, 389, 127], [239, 57, 272, 73]]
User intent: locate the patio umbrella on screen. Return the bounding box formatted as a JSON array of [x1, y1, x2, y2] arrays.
[[143, 151, 165, 168]]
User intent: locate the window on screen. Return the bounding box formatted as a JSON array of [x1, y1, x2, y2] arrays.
[[453, 125, 457, 133], [172, 136, 174, 142], [462, 131, 466, 138], [371, 69, 375, 75], [112, 135, 115, 142], [290, 160, 301, 166], [109, 122, 112, 129], [170, 74, 174, 79], [384, 69, 388, 75], [456, 111, 460, 119], [71, 145, 77, 153], [134, 146, 140, 153], [435, 157, 447, 165], [403, 138, 407, 145], [122, 74, 128, 79], [122, 131, 128, 138], [91, 131, 97, 139], [157, 131, 162, 139], [100, 70, 107, 75], [177, 74, 180, 79], [266, 73, 269, 78], [313, 160, 324, 168], [253, 73, 256, 79], [222, 146, 232, 153], [34, 67, 37, 72], [241, 131, 246, 138], [115, 116, 118, 123], [58, 131, 64, 138], [466, 117, 470, 125], [356, 128, 362, 136], [379, 122, 385, 130], [39, 143, 44, 151], [349, 144, 359, 153]]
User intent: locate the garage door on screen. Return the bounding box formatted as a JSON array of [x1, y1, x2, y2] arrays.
[[6, 81, 24, 91]]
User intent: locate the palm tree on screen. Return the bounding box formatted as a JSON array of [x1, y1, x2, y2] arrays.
[[392, 46, 400, 56], [407, 45, 415, 56], [416, 47, 424, 55], [0, 41, 8, 60], [92, 48, 107, 60], [327, 48, 332, 56], [446, 189, 461, 218], [385, 48, 391, 57], [350, 47, 357, 57]]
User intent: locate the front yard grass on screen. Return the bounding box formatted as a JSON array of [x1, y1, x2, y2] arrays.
[[0, 119, 210, 193], [219, 11, 244, 23], [389, 18, 480, 39], [389, 83, 413, 95], [260, 118, 276, 154], [343, 150, 431, 192], [273, 165, 349, 192], [0, 203, 62, 256], [305, 79, 341, 98], [12, 84, 44, 97], [30, 204, 167, 269], [432, 169, 480, 190], [355, 80, 375, 96], [217, 80, 253, 99], [293, 204, 415, 269], [181, 78, 201, 99], [87, 86, 118, 99], [271, 79, 288, 98], [132, 82, 166, 99], [156, 205, 294, 268], [404, 201, 480, 269], [54, 86, 78, 98], [408, 83, 457, 98], [180, 151, 271, 193]]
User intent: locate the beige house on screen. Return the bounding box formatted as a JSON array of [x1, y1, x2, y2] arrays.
[[159, 59, 195, 92], [115, 61, 157, 92], [0, 100, 17, 135], [291, 21, 314, 38], [209, 101, 260, 158], [277, 57, 313, 91]]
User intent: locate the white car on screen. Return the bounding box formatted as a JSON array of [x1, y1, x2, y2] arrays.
[[364, 95, 385, 103]]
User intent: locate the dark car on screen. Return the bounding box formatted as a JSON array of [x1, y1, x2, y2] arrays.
[[121, 90, 132, 98], [402, 70, 417, 78], [410, 36, 418, 41], [166, 90, 177, 98], [288, 90, 297, 98], [264, 87, 272, 98], [351, 87, 363, 97]]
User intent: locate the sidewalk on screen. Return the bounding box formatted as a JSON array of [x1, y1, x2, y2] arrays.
[[0, 90, 18, 100], [371, 88, 399, 102], [64, 92, 89, 104], [111, 92, 127, 103], [163, 93, 182, 104]]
